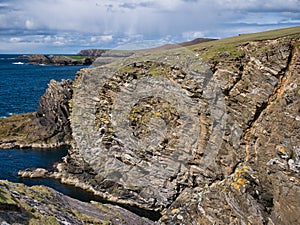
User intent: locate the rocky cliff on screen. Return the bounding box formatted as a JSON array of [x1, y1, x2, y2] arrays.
[[0, 79, 73, 149], [26, 54, 95, 66], [1, 27, 300, 224], [77, 49, 108, 56], [49, 27, 299, 224]]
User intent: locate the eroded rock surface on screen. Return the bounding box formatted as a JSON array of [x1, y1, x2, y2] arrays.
[[0, 180, 153, 225], [160, 35, 300, 225], [0, 79, 73, 149]]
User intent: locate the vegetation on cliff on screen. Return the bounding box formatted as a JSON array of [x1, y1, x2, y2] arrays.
[[0, 180, 152, 224]]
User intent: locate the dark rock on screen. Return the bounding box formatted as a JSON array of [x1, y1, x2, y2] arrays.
[[77, 49, 108, 56], [0, 180, 154, 225], [0, 79, 73, 149], [26, 54, 95, 66], [26, 54, 51, 64], [36, 79, 73, 142]]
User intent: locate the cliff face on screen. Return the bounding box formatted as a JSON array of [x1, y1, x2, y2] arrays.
[[159, 36, 300, 225], [50, 30, 300, 224], [1, 27, 300, 224], [77, 49, 108, 56], [0, 79, 73, 149]]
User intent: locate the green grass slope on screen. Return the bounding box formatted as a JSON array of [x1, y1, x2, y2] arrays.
[[189, 26, 300, 62]]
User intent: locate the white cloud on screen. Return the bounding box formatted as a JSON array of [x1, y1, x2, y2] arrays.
[[182, 31, 205, 40], [53, 41, 64, 46], [91, 35, 113, 42], [25, 20, 35, 29], [43, 36, 52, 42], [9, 37, 22, 42]]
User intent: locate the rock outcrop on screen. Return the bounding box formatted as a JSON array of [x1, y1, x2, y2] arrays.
[[26, 54, 95, 66], [0, 180, 153, 224], [77, 49, 108, 56], [0, 79, 73, 149]]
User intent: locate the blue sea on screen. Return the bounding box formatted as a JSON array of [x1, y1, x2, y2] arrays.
[[0, 54, 99, 201], [0, 54, 85, 117]]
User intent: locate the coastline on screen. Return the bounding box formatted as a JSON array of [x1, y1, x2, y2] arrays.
[[0, 27, 299, 224]]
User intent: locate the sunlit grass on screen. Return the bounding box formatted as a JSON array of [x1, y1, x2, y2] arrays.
[[67, 55, 88, 60], [189, 26, 300, 62]]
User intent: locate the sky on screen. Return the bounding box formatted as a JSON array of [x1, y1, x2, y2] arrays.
[[0, 0, 299, 54]]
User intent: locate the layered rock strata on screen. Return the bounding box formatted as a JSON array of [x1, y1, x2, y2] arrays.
[[0, 180, 153, 225], [45, 34, 300, 224]]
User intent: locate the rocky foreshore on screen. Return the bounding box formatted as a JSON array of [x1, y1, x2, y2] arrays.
[[1, 27, 300, 224], [0, 180, 153, 224]]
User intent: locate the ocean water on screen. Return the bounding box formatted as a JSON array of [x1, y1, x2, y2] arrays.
[[0, 54, 97, 201], [0, 54, 84, 117]]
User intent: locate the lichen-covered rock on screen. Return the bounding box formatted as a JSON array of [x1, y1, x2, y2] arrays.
[[159, 34, 300, 224], [0, 180, 154, 225]]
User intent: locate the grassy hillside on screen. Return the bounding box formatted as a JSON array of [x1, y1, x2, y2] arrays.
[[189, 26, 300, 62]]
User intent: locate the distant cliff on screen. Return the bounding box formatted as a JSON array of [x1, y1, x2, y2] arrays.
[[26, 54, 95, 66], [77, 49, 108, 56]]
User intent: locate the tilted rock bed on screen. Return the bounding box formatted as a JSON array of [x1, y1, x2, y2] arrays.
[[0, 180, 153, 224], [68, 50, 219, 211]]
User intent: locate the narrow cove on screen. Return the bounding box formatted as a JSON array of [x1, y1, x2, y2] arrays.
[[0, 147, 161, 221]]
